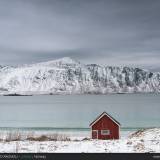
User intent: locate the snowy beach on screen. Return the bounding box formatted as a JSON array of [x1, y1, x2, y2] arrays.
[[0, 128, 159, 153]]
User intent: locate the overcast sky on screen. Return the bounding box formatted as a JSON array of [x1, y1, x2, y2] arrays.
[[0, 0, 160, 71]]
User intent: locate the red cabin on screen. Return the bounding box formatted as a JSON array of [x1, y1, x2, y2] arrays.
[[90, 112, 120, 140]]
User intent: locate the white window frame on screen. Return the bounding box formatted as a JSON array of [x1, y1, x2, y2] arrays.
[[101, 130, 110, 135]]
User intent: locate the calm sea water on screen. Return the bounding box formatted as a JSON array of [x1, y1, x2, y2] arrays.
[[0, 127, 138, 138], [0, 93, 160, 129]]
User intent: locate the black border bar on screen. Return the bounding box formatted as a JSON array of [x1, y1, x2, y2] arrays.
[[0, 153, 160, 160]]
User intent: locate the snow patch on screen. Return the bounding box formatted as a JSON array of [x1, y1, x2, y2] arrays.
[[0, 128, 159, 153], [0, 57, 160, 95]]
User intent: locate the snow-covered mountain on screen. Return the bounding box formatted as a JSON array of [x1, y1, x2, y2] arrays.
[[0, 57, 160, 95]]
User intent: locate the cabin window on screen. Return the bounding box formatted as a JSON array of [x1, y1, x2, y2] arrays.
[[101, 130, 110, 135]]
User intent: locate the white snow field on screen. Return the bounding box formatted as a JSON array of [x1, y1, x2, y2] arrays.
[[0, 57, 160, 95], [0, 128, 159, 153]]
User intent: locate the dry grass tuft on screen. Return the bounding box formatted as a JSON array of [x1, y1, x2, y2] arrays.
[[1, 131, 71, 142], [82, 137, 91, 141], [5, 131, 21, 142], [129, 129, 146, 139]]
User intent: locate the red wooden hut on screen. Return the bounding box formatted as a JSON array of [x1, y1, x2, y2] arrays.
[[90, 112, 120, 140]]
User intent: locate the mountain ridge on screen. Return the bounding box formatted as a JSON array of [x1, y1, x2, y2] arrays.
[[0, 57, 160, 95]]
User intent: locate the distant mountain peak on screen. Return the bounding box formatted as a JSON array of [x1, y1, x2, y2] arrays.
[[56, 57, 77, 63], [0, 57, 159, 95], [54, 57, 80, 64], [32, 57, 80, 67]]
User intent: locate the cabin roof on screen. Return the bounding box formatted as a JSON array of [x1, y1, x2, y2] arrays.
[[90, 111, 121, 127]]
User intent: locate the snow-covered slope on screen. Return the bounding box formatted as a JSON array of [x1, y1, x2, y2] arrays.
[[0, 57, 160, 95], [0, 128, 160, 152]]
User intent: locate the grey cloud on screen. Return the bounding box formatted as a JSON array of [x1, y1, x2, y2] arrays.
[[0, 0, 159, 71]]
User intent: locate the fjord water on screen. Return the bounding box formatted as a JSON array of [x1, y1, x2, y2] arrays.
[[0, 94, 160, 129]]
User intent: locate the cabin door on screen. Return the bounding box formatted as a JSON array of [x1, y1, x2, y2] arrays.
[[92, 130, 98, 139]]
